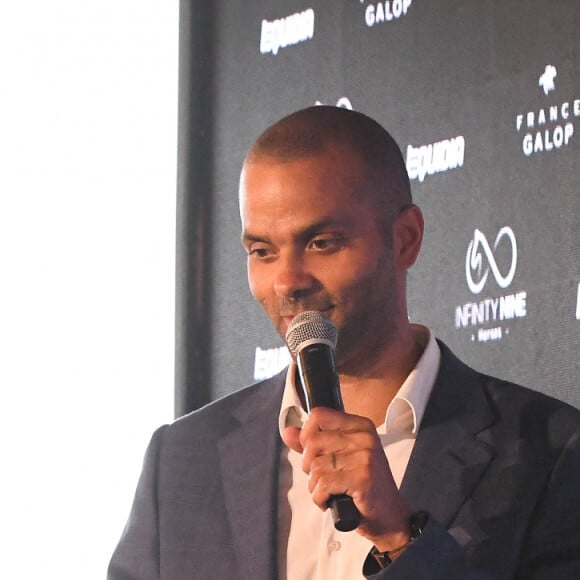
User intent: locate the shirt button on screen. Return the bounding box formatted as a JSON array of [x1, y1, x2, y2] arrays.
[[328, 539, 341, 552]]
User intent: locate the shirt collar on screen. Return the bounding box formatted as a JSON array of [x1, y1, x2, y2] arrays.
[[383, 325, 439, 435], [278, 360, 306, 438], [278, 325, 440, 439]]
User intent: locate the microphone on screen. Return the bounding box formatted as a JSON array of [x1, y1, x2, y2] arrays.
[[285, 310, 361, 532]]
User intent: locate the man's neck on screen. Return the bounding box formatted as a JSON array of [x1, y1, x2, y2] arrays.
[[338, 326, 424, 426]]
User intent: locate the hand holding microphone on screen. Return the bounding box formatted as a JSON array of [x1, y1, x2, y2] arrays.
[[285, 310, 361, 532], [285, 310, 412, 547]]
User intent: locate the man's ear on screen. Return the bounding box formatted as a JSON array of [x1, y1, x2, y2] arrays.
[[392, 204, 424, 270]]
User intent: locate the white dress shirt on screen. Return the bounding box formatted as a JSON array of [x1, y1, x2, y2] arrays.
[[277, 325, 440, 580]]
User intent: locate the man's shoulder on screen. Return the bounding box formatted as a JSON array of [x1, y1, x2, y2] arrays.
[[436, 340, 580, 438], [164, 369, 287, 439]]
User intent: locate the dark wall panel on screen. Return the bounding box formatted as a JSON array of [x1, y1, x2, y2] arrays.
[[177, 0, 579, 413]]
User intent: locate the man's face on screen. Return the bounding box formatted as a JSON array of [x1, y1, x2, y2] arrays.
[[239, 147, 400, 370]]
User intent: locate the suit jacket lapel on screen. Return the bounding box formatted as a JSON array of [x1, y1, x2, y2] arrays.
[[215, 343, 496, 576], [400, 342, 496, 528], [218, 373, 285, 580]]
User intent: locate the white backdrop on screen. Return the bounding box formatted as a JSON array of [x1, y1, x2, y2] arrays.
[[0, 2, 177, 577]]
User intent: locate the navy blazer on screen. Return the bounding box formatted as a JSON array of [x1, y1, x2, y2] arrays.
[[108, 342, 580, 579]]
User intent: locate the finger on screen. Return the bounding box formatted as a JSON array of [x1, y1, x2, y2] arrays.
[[331, 451, 337, 470], [309, 469, 366, 512], [281, 425, 303, 454], [307, 450, 345, 494], [301, 429, 376, 474], [307, 444, 371, 493], [300, 407, 375, 443], [301, 429, 349, 473]]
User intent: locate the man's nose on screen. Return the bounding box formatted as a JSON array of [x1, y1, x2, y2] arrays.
[[273, 252, 314, 298]]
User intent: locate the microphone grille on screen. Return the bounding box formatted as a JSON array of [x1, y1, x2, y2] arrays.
[[285, 311, 338, 355]]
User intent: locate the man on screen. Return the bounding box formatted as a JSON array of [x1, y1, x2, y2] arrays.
[[108, 107, 580, 579]]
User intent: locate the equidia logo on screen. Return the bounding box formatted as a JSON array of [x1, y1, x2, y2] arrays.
[[406, 135, 465, 183], [254, 346, 291, 381], [260, 8, 315, 56], [465, 227, 517, 294]]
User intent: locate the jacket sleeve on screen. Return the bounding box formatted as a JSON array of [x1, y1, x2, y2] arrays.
[[364, 518, 488, 580], [366, 425, 580, 580], [107, 425, 167, 580], [514, 426, 580, 579]]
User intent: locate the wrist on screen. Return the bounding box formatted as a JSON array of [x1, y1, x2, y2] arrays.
[[372, 528, 412, 554], [367, 505, 413, 552], [363, 511, 429, 574]]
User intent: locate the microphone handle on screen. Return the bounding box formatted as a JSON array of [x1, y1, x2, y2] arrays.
[[296, 344, 361, 532]]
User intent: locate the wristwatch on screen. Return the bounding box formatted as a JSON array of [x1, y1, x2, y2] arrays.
[[363, 510, 430, 574]]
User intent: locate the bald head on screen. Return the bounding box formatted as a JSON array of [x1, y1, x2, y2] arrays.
[[240, 106, 424, 359], [244, 106, 412, 222]]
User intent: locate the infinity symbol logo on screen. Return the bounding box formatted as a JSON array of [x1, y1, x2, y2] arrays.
[[465, 227, 518, 294]]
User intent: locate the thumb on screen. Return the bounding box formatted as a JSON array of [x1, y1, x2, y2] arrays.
[[281, 426, 303, 453]]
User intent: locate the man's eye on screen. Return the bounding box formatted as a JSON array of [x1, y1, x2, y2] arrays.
[[309, 237, 340, 251], [249, 246, 272, 258]]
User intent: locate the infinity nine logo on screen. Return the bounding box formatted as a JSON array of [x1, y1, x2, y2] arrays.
[[465, 227, 517, 294], [456, 226, 526, 342]]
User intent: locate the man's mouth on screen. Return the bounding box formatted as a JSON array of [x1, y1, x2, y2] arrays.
[[280, 306, 334, 327]]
